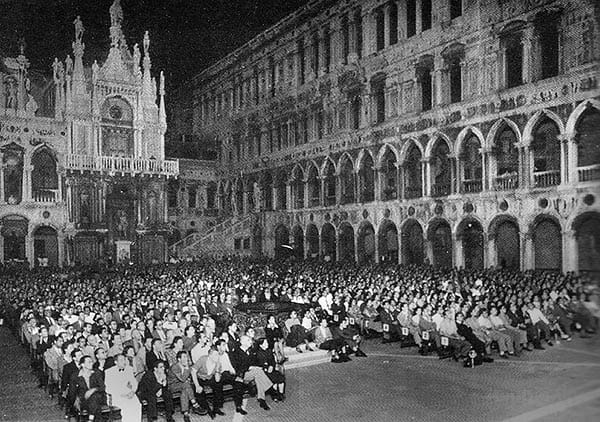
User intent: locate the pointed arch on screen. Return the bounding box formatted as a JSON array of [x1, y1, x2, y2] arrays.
[[428, 135, 453, 197], [399, 137, 425, 163], [357, 220, 376, 264], [337, 151, 355, 175], [339, 153, 356, 205], [376, 142, 400, 168], [291, 164, 305, 209], [455, 126, 485, 155], [321, 222, 337, 261], [358, 151, 375, 203], [306, 161, 321, 207], [356, 148, 375, 171], [457, 127, 484, 193], [425, 132, 454, 160], [522, 109, 565, 145], [401, 218, 424, 265], [320, 155, 337, 177], [486, 118, 522, 149], [565, 99, 600, 134]]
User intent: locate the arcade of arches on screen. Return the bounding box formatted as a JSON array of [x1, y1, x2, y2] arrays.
[[269, 211, 600, 275]]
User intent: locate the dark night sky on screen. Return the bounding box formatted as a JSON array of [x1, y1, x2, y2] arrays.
[[0, 0, 309, 92]]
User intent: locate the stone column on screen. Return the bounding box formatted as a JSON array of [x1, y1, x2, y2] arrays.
[[558, 133, 569, 186], [434, 55, 445, 106], [422, 158, 430, 197], [23, 164, 33, 202], [521, 231, 533, 271], [453, 233, 463, 269], [487, 234, 497, 267], [562, 229, 578, 273], [397, 0, 406, 40], [25, 228, 33, 268], [0, 228, 3, 264], [415, 0, 422, 34], [286, 182, 292, 210], [57, 231, 65, 268], [482, 232, 489, 268], [425, 238, 433, 266], [564, 131, 578, 184], [521, 27, 534, 85], [0, 151, 4, 203]]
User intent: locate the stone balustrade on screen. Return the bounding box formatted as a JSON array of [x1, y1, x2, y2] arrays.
[[65, 154, 179, 177]]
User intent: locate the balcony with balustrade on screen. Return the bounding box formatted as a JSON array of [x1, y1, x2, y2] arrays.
[[494, 173, 519, 191], [578, 164, 600, 183], [64, 154, 179, 177], [533, 170, 561, 188], [32, 189, 60, 203], [462, 179, 482, 193]]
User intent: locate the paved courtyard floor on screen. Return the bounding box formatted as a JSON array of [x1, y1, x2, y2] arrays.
[[1, 326, 599, 422]]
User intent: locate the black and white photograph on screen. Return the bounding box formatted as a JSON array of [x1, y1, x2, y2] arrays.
[[0, 0, 599, 421]]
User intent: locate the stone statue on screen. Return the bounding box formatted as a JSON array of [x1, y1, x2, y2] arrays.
[[143, 31, 150, 56], [116, 209, 128, 238], [92, 60, 99, 84], [5, 80, 16, 109], [73, 16, 84, 43], [65, 55, 73, 75], [110, 0, 123, 27], [133, 43, 141, 73], [25, 94, 38, 116]]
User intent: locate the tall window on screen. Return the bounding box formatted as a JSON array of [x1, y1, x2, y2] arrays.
[[450, 0, 462, 20], [536, 15, 560, 79], [389, 3, 398, 45], [449, 56, 462, 103], [355, 9, 363, 59], [376, 9, 385, 51], [188, 186, 197, 208], [323, 29, 331, 72], [505, 35, 523, 88], [312, 33, 320, 76], [350, 93, 361, 129], [407, 0, 416, 38], [342, 15, 349, 64], [421, 0, 432, 31], [298, 39, 305, 85], [418, 65, 433, 111], [372, 78, 386, 124]]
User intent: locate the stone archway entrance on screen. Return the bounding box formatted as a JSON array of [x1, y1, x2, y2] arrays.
[[33, 226, 58, 267], [274, 224, 290, 259], [378, 220, 398, 263], [357, 222, 376, 264], [428, 219, 453, 269], [574, 212, 600, 275], [292, 226, 304, 260], [306, 224, 319, 259], [1, 215, 28, 262], [339, 222, 355, 262], [321, 223, 336, 261], [458, 219, 484, 270], [533, 216, 562, 272], [402, 219, 424, 265]]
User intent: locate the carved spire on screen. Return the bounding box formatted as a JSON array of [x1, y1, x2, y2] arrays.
[[109, 0, 124, 47], [72, 16, 86, 98], [159, 71, 167, 128], [142, 31, 153, 100]]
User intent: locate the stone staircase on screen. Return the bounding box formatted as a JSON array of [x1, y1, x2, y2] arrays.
[[171, 214, 256, 259]]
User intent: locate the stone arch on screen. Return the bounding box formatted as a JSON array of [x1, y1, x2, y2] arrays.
[[322, 158, 337, 206], [379, 145, 399, 201], [399, 137, 425, 162], [401, 139, 424, 199], [33, 225, 58, 267], [488, 119, 521, 190], [426, 217, 453, 268], [489, 214, 521, 270], [425, 132, 454, 159], [338, 222, 355, 262], [274, 224, 290, 259], [457, 128, 484, 193], [275, 168, 288, 210], [292, 225, 304, 260], [428, 135, 453, 197], [401, 218, 424, 266], [378, 219, 398, 263], [522, 109, 565, 144], [321, 223, 337, 261], [306, 223, 319, 259], [376, 142, 400, 168], [572, 102, 600, 172], [531, 214, 562, 272], [291, 165, 305, 209], [357, 220, 376, 264], [1, 214, 28, 262], [565, 99, 600, 134], [306, 162, 321, 207], [31, 145, 59, 202], [358, 150, 375, 203], [572, 212, 600, 275], [339, 154, 355, 205], [456, 217, 484, 270], [530, 115, 562, 187]]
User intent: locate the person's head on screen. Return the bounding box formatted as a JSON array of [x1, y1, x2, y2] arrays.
[[267, 315, 276, 325], [72, 348, 83, 364], [215, 339, 228, 354], [245, 327, 256, 339], [80, 355, 94, 370], [240, 335, 252, 350], [115, 353, 127, 370], [151, 338, 163, 352], [53, 336, 64, 350], [176, 350, 189, 366], [184, 325, 196, 337], [172, 336, 184, 350], [258, 337, 269, 350], [455, 312, 464, 324], [124, 345, 135, 358], [152, 359, 166, 376]]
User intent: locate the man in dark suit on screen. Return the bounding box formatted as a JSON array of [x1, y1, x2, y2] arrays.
[[333, 318, 367, 357], [146, 338, 168, 371], [137, 360, 175, 422], [61, 348, 83, 418]]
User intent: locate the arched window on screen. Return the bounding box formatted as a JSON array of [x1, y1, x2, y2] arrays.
[[339, 157, 355, 205], [460, 135, 482, 193], [358, 153, 375, 203], [403, 143, 422, 199], [494, 125, 519, 190], [576, 108, 600, 181], [324, 161, 336, 206], [532, 118, 561, 187], [381, 149, 398, 200], [307, 165, 320, 207], [430, 140, 452, 197], [291, 167, 304, 209], [31, 149, 58, 202]]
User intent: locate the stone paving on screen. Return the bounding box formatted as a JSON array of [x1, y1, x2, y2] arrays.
[[1, 326, 599, 422]]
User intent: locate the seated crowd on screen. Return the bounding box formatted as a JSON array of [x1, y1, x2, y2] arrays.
[[0, 258, 598, 421]]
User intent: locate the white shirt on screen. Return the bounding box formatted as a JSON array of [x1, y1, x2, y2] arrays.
[[217, 352, 235, 374], [527, 308, 549, 324], [191, 343, 210, 364]]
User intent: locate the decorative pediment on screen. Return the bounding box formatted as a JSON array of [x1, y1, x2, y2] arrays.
[[99, 47, 135, 85]]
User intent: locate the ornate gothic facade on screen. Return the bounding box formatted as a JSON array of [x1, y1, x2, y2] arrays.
[[176, 0, 600, 275], [0, 0, 178, 267]]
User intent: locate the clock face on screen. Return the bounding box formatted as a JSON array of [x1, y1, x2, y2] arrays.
[[109, 105, 123, 120]]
